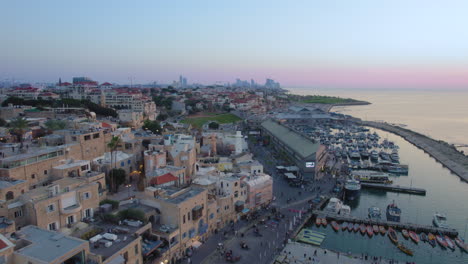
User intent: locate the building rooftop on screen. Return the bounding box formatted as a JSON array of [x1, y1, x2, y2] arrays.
[[146, 165, 183, 179], [159, 187, 205, 205], [0, 144, 74, 164], [14, 225, 87, 263], [0, 178, 26, 190], [261, 119, 320, 159]]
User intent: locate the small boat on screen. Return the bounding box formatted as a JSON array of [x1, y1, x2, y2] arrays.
[[420, 232, 428, 242], [433, 213, 448, 228], [341, 222, 348, 231], [360, 224, 366, 235], [353, 223, 360, 232], [409, 231, 420, 244], [315, 218, 321, 227], [373, 225, 379, 233], [379, 226, 386, 235], [321, 218, 328, 227], [428, 233, 436, 247], [331, 221, 340, 232], [444, 236, 455, 250], [436, 235, 448, 248], [368, 206, 382, 220], [388, 227, 398, 244], [402, 229, 409, 239], [366, 225, 374, 237], [397, 243, 414, 256], [454, 237, 467, 252], [386, 202, 401, 222], [348, 222, 354, 232]]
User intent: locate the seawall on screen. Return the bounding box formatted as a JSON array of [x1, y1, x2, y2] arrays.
[[360, 121, 468, 183]]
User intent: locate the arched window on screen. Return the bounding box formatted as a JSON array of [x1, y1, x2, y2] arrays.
[[5, 191, 14, 201], [31, 174, 36, 179]]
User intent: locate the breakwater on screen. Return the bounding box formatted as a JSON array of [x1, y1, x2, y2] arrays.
[[360, 121, 468, 183]]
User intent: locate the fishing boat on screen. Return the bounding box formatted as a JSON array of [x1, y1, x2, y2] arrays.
[[366, 225, 374, 237], [348, 223, 354, 232], [436, 235, 448, 248], [444, 236, 455, 250], [339, 205, 351, 217], [315, 217, 321, 227], [454, 237, 467, 252], [420, 232, 428, 242], [321, 218, 328, 227], [353, 223, 360, 232], [388, 227, 398, 244], [372, 225, 379, 233], [368, 207, 382, 220], [397, 243, 414, 256], [402, 229, 409, 239], [433, 213, 448, 228], [409, 231, 420, 244], [428, 233, 436, 247], [344, 180, 361, 201], [341, 222, 348, 231], [379, 226, 386, 235], [331, 221, 340, 232], [386, 202, 401, 222], [359, 224, 366, 235]]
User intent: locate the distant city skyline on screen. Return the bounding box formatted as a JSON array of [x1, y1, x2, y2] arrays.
[[2, 1, 468, 89]]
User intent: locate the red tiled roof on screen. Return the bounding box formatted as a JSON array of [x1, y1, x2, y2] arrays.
[[101, 122, 112, 128], [0, 239, 8, 250], [150, 173, 178, 185], [101, 82, 112, 86]]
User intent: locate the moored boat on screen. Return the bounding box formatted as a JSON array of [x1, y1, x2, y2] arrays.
[[397, 243, 414, 256], [433, 213, 448, 228], [436, 235, 448, 248], [454, 237, 467, 252], [366, 225, 374, 237], [402, 229, 409, 239], [348, 223, 354, 232], [409, 231, 420, 244], [341, 222, 348, 231], [386, 202, 401, 222], [388, 227, 398, 244], [344, 180, 361, 201], [353, 223, 360, 232], [373, 225, 379, 233], [321, 218, 328, 227], [331, 221, 340, 232], [428, 233, 436, 247], [444, 236, 455, 250], [315, 217, 321, 227], [420, 232, 428, 242], [368, 206, 382, 220], [379, 226, 386, 235], [359, 224, 366, 235]]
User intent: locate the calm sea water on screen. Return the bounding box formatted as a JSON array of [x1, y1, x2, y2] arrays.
[[288, 88, 468, 263]]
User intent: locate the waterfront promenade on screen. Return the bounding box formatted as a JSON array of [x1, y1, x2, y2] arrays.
[[361, 121, 468, 182]]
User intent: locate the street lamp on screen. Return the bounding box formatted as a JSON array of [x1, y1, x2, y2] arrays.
[[126, 183, 131, 199]]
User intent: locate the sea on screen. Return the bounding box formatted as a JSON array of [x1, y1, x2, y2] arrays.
[[287, 88, 468, 263]]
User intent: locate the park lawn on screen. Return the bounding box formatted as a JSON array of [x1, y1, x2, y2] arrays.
[[181, 113, 242, 128]]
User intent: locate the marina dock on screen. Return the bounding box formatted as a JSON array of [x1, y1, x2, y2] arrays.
[[361, 182, 426, 195], [311, 210, 459, 236]]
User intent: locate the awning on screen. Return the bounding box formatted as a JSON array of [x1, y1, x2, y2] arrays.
[[7, 201, 24, 209], [235, 200, 245, 206], [241, 208, 250, 214], [192, 240, 202, 249]]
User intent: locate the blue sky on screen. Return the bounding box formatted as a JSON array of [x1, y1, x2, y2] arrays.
[[2, 0, 468, 88]]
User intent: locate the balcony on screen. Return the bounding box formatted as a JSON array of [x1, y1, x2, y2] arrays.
[[60, 203, 82, 214], [192, 205, 203, 221]]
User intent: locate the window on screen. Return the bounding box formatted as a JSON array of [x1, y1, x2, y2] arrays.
[[44, 170, 48, 175], [127, 160, 131, 165], [14, 210, 23, 218], [235, 182, 238, 187], [234, 191, 239, 198], [83, 192, 91, 200], [183, 215, 185, 224], [188, 212, 191, 221], [5, 191, 14, 201], [85, 208, 92, 218], [67, 215, 74, 224], [47, 204, 55, 213], [63, 187, 70, 192], [81, 165, 88, 171], [84, 135, 91, 140], [71, 136, 77, 141], [93, 133, 100, 139], [31, 174, 36, 179], [209, 213, 214, 219], [48, 222, 57, 231], [182, 232, 187, 238], [120, 161, 125, 167], [227, 183, 229, 187], [135, 244, 139, 254]]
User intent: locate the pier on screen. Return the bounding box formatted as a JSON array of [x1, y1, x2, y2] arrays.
[[311, 210, 459, 237], [361, 182, 426, 195]]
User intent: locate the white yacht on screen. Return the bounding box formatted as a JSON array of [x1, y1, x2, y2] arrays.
[[433, 213, 448, 228], [339, 205, 351, 217], [324, 198, 343, 214]]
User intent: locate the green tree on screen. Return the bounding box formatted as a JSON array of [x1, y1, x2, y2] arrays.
[[9, 117, 29, 143], [0, 118, 6, 127], [44, 119, 68, 130], [208, 122, 219, 129], [107, 136, 122, 193], [110, 168, 126, 192], [142, 120, 162, 134]]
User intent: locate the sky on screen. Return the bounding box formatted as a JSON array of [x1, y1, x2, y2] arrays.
[[1, 0, 468, 89]]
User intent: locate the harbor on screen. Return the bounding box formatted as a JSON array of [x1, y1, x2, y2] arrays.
[[360, 182, 426, 195]]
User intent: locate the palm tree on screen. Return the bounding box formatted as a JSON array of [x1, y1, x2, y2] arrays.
[[9, 117, 29, 144], [107, 136, 122, 193]]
